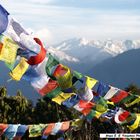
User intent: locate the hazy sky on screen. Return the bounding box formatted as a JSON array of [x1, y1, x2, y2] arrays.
[[1, 0, 140, 44]]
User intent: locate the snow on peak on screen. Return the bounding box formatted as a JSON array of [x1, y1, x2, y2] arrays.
[[48, 46, 79, 63], [79, 38, 89, 46], [49, 38, 140, 64]]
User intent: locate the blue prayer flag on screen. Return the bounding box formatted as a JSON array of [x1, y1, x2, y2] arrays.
[[15, 125, 28, 137], [62, 94, 80, 108], [0, 5, 9, 34]]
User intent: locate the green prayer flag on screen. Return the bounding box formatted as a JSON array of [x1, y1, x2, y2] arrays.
[[29, 124, 47, 137], [46, 53, 59, 79]]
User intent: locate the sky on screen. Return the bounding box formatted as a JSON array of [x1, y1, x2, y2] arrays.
[[1, 0, 140, 45]]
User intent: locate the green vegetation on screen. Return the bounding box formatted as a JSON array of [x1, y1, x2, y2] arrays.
[[0, 84, 140, 139]]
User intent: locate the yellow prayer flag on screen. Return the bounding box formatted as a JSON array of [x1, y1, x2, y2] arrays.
[[95, 111, 103, 119], [9, 57, 29, 81], [125, 97, 140, 107], [86, 76, 98, 89], [0, 37, 18, 63], [57, 65, 73, 89], [52, 92, 75, 105], [71, 119, 83, 130], [127, 115, 140, 131]]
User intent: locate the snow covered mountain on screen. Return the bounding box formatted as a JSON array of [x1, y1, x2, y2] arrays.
[[49, 38, 140, 73], [53, 38, 140, 56]]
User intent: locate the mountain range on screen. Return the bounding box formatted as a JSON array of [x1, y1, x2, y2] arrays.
[[0, 38, 140, 101], [49, 38, 140, 73]]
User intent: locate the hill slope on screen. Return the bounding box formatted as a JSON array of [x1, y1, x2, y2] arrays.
[[88, 49, 140, 88]]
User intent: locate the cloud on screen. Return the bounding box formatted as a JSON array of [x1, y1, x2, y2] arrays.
[[35, 28, 53, 45], [1, 0, 140, 44], [26, 0, 53, 4]]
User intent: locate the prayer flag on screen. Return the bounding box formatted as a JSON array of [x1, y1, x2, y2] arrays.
[[86, 76, 98, 89], [53, 64, 73, 89], [110, 90, 129, 103], [0, 124, 8, 136], [9, 57, 29, 81], [97, 82, 110, 97], [29, 124, 47, 137], [104, 86, 119, 100], [38, 79, 58, 96], [27, 38, 46, 65], [62, 94, 80, 108], [127, 115, 140, 131], [0, 37, 18, 63], [15, 125, 28, 137], [43, 123, 55, 136], [0, 5, 9, 34], [31, 75, 50, 93], [60, 121, 70, 132], [4, 124, 19, 140], [52, 92, 74, 105], [45, 53, 59, 78], [51, 122, 62, 135]]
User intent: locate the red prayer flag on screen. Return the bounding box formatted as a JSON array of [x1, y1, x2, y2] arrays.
[[43, 123, 55, 136], [60, 121, 70, 132], [53, 64, 67, 78], [27, 38, 46, 65], [110, 90, 128, 103], [0, 124, 8, 136], [118, 111, 130, 122], [39, 79, 59, 96]]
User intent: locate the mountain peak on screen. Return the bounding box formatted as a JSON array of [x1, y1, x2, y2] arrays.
[[79, 37, 89, 46]]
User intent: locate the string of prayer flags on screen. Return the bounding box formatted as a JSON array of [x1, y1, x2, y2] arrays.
[[1, 4, 140, 132], [9, 57, 29, 81], [0, 120, 81, 139], [0, 5, 9, 34]]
